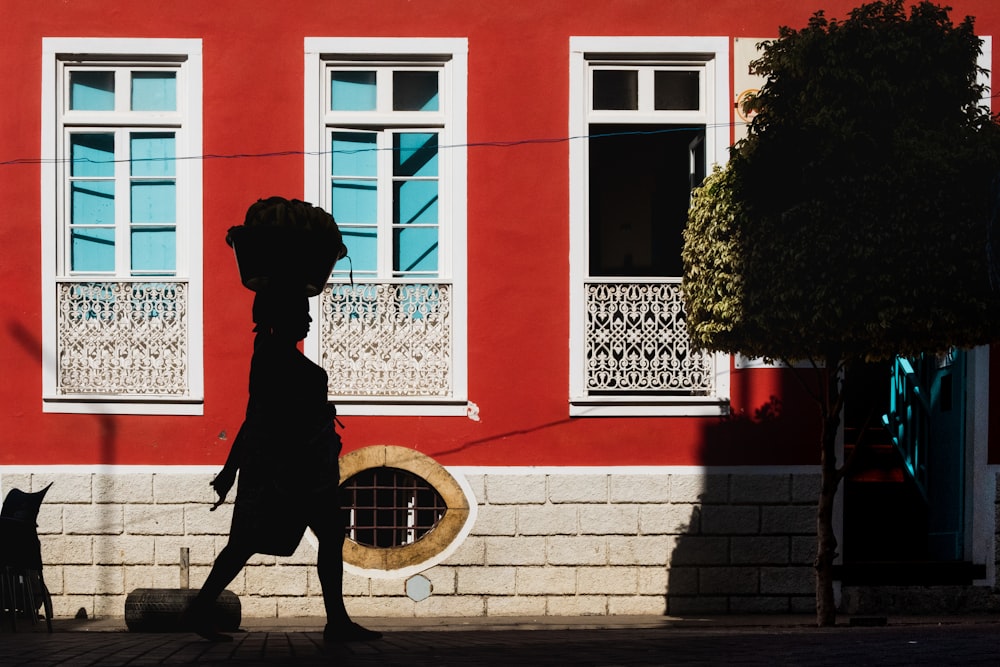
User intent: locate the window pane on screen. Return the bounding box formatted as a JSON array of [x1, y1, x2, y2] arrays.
[[131, 181, 176, 223], [593, 70, 638, 110], [394, 180, 438, 225], [70, 71, 115, 111], [588, 124, 701, 277], [394, 133, 438, 177], [71, 134, 115, 177], [331, 179, 377, 224], [394, 226, 438, 273], [655, 71, 700, 110], [393, 71, 439, 111], [340, 226, 377, 273], [131, 228, 176, 273], [331, 132, 377, 176], [71, 227, 115, 272], [71, 181, 115, 225], [131, 71, 177, 111], [331, 71, 377, 111], [131, 133, 176, 177]]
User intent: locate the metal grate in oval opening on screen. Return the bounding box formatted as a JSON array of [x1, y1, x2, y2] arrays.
[[341, 466, 447, 548]]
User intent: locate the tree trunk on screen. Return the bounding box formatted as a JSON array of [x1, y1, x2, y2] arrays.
[[815, 354, 845, 627]]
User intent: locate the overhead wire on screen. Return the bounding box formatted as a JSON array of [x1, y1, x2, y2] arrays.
[[0, 124, 735, 167]]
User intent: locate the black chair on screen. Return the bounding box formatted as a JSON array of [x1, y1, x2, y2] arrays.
[[0, 483, 53, 632]]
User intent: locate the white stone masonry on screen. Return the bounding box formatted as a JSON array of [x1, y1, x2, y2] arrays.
[[0, 468, 825, 618]]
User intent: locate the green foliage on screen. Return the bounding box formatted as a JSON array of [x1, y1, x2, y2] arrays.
[[683, 0, 1000, 362]]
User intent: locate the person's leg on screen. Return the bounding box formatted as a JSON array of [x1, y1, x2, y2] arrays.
[[312, 515, 350, 623], [309, 502, 381, 642], [185, 541, 252, 642]]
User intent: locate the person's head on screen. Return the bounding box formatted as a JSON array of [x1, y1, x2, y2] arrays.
[[252, 290, 311, 341]]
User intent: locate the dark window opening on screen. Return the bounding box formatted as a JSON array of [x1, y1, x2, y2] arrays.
[[654, 70, 700, 110], [341, 466, 447, 548], [593, 70, 638, 110], [588, 123, 705, 277]]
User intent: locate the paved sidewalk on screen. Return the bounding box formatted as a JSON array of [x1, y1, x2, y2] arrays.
[[1, 615, 998, 666]]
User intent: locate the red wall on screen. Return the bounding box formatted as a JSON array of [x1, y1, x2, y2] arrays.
[[1, 1, 997, 468]]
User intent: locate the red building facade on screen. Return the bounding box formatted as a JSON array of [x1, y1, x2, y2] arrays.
[[1, 0, 998, 619]]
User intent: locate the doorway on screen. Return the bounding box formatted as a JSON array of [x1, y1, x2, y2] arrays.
[[841, 352, 978, 583]]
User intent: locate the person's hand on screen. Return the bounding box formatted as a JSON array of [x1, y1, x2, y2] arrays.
[[209, 470, 235, 511]]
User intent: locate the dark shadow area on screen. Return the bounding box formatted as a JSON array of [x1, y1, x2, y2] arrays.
[[841, 361, 926, 565], [698, 365, 822, 466], [839, 359, 985, 587], [666, 357, 991, 617], [667, 365, 824, 615]]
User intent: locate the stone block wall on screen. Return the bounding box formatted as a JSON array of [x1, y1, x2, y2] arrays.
[[3, 468, 827, 618]]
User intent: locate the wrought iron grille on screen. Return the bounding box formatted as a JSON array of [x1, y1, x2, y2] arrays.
[[342, 466, 447, 548], [319, 282, 452, 397], [55, 280, 189, 396], [584, 280, 715, 394]]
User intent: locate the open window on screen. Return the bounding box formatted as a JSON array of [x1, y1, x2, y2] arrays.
[[569, 38, 730, 416]]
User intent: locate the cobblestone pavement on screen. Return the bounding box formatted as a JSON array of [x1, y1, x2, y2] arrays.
[[1, 617, 998, 666]]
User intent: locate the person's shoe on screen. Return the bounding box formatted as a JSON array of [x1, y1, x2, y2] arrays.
[[181, 604, 234, 643], [323, 621, 383, 643]]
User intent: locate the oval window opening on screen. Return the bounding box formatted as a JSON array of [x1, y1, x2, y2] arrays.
[[338, 446, 474, 577], [342, 466, 447, 548]]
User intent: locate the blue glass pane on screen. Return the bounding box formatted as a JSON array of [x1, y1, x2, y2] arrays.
[[393, 71, 439, 111], [331, 132, 377, 176], [71, 181, 115, 225], [394, 180, 438, 225], [71, 227, 115, 272], [394, 133, 438, 177], [340, 226, 377, 273], [331, 179, 377, 224], [131, 228, 176, 273], [131, 71, 177, 111], [394, 226, 438, 273], [131, 181, 176, 223], [131, 133, 176, 177], [70, 71, 115, 111], [71, 134, 115, 177], [331, 71, 377, 111]]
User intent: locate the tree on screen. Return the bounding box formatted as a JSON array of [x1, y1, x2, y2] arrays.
[[682, 0, 1000, 627]]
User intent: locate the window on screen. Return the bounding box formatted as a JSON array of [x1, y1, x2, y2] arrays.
[[42, 39, 203, 414], [338, 446, 475, 578], [569, 38, 730, 416], [305, 39, 468, 416]]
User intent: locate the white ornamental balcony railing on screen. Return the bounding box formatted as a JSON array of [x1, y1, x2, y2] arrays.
[[584, 279, 715, 395], [319, 282, 452, 398], [55, 280, 189, 396]]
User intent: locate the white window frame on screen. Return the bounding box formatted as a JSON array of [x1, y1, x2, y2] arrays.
[[569, 36, 731, 417], [41, 38, 204, 415], [304, 37, 468, 416]]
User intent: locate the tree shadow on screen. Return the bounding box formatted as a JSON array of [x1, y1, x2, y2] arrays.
[[666, 366, 823, 615]]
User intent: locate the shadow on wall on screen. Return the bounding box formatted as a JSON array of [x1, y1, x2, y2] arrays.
[[666, 366, 824, 615], [7, 318, 120, 462], [6, 318, 120, 619]]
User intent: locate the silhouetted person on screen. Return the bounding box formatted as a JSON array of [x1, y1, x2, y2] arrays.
[[185, 290, 380, 643]]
